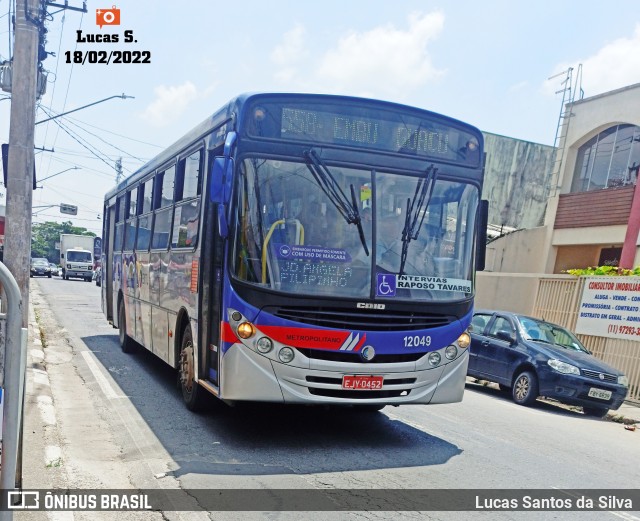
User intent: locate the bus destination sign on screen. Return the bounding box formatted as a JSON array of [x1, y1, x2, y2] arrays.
[[246, 100, 481, 166]]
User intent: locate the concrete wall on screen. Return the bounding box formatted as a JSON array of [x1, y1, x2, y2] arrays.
[[482, 133, 555, 229], [475, 272, 541, 315], [484, 226, 548, 273]]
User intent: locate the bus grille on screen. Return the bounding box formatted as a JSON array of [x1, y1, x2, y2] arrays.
[[307, 376, 416, 385], [264, 306, 454, 332], [308, 388, 412, 399], [296, 348, 424, 364]]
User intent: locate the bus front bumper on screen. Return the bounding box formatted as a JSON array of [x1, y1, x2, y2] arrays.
[[218, 343, 469, 406]]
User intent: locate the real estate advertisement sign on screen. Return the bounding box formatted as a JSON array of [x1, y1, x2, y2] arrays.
[[575, 276, 640, 341]]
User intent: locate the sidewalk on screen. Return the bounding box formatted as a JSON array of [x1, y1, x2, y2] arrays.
[[20, 281, 203, 520], [613, 401, 640, 424]]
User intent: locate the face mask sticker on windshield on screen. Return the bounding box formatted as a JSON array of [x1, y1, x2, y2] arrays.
[[276, 244, 352, 262], [376, 274, 396, 297]]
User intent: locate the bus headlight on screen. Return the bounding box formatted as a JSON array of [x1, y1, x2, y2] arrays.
[[457, 332, 471, 349], [256, 337, 274, 354], [445, 345, 458, 360], [428, 352, 441, 367], [237, 321, 256, 339], [278, 347, 295, 363]]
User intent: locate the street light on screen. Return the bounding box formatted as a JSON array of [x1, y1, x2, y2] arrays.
[[35, 93, 135, 125], [35, 166, 80, 187]]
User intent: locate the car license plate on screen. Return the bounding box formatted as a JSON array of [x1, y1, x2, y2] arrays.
[[588, 387, 612, 400], [342, 375, 383, 390]]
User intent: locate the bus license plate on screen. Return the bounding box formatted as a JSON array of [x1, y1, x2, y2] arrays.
[[588, 387, 612, 400], [342, 375, 383, 390]]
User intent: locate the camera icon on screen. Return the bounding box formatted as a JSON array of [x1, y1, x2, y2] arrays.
[[96, 6, 120, 28], [7, 491, 39, 509]]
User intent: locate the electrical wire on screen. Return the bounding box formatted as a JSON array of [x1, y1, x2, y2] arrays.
[[65, 114, 164, 149], [38, 105, 120, 174], [37, 5, 67, 177], [61, 116, 148, 164], [38, 8, 84, 179]]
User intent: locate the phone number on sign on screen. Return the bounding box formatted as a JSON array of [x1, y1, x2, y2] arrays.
[[64, 50, 151, 64], [608, 324, 640, 336]]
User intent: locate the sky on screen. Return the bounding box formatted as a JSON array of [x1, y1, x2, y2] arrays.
[[1, 0, 640, 235]]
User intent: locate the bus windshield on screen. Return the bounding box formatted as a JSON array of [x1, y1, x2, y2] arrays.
[[232, 157, 479, 301]]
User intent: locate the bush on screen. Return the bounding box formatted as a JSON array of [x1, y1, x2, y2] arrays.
[[564, 266, 640, 276]]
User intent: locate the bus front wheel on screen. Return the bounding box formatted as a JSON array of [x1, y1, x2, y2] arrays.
[[179, 326, 207, 411]]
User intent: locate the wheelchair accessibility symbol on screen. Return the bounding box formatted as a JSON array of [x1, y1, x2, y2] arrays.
[[376, 274, 396, 297]]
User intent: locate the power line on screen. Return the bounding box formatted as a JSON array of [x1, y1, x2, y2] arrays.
[[38, 105, 119, 174], [39, 7, 84, 179], [61, 115, 147, 163], [36, 4, 67, 177], [65, 114, 164, 149], [44, 146, 151, 164]]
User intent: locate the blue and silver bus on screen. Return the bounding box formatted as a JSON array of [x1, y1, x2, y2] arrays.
[[101, 93, 488, 411]]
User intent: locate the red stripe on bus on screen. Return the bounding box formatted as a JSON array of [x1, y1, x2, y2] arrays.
[[258, 326, 352, 350], [220, 322, 239, 343]]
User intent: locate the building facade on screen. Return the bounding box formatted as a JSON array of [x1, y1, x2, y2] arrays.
[[486, 82, 640, 274]]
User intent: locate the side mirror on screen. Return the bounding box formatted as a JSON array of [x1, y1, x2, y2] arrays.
[[210, 156, 227, 204], [209, 131, 237, 204], [496, 330, 516, 344]]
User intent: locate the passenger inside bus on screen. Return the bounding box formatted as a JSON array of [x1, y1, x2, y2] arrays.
[[299, 200, 325, 246]]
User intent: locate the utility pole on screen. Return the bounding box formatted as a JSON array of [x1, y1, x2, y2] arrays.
[[115, 157, 123, 184], [1, 0, 40, 500], [4, 0, 41, 327]]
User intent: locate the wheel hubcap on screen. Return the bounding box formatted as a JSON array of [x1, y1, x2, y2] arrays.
[[515, 376, 529, 400], [180, 343, 194, 393]]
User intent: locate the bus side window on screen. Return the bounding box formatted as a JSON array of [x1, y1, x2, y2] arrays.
[[181, 150, 202, 199], [141, 178, 153, 214], [124, 217, 137, 251], [151, 167, 176, 250], [136, 214, 152, 251], [172, 150, 202, 249], [114, 223, 124, 252], [113, 195, 126, 252]]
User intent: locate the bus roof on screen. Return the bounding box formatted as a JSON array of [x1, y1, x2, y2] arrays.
[[105, 92, 483, 201]]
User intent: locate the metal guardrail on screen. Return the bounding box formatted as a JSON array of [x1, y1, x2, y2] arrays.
[[0, 261, 28, 520]]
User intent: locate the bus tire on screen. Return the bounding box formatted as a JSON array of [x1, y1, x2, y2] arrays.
[[178, 326, 207, 412], [118, 300, 135, 354]]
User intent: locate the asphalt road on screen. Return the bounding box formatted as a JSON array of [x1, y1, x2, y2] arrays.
[[22, 276, 640, 520]]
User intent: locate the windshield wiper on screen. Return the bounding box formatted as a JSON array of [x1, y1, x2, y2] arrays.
[[304, 149, 369, 256], [398, 165, 438, 275]]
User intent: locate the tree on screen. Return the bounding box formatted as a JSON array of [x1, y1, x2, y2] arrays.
[[31, 221, 96, 263]]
